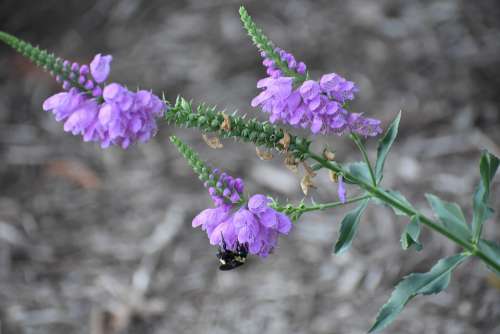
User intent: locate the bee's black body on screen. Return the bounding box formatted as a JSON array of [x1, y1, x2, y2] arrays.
[[217, 238, 248, 271]]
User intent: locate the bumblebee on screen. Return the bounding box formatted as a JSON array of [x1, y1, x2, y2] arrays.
[[217, 237, 248, 271]]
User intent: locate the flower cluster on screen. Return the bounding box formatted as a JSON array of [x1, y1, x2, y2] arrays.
[[193, 194, 292, 257], [43, 54, 165, 148], [251, 48, 382, 137], [203, 168, 245, 206]]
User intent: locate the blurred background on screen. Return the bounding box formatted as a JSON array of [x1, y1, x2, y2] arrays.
[[0, 0, 499, 333]]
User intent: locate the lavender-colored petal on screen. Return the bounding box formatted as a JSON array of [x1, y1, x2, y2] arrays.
[[258, 208, 279, 229], [90, 54, 112, 83], [277, 213, 292, 234], [338, 175, 346, 203], [42, 92, 68, 111], [248, 194, 270, 214], [103, 83, 123, 101]]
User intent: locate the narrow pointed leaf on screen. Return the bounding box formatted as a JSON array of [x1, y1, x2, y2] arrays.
[[477, 239, 500, 275], [369, 254, 468, 333], [425, 194, 471, 242], [401, 215, 422, 251], [345, 162, 372, 185], [472, 151, 499, 242], [372, 190, 413, 217], [334, 199, 369, 254], [387, 190, 413, 217], [375, 111, 401, 183]]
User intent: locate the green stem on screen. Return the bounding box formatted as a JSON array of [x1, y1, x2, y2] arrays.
[[306, 150, 500, 273], [299, 194, 371, 214], [350, 133, 377, 186]]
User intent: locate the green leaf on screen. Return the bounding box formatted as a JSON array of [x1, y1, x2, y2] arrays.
[[401, 215, 422, 251], [369, 253, 468, 333], [372, 190, 413, 217], [387, 190, 413, 217], [477, 239, 500, 275], [334, 199, 369, 254], [375, 111, 401, 184], [472, 151, 499, 243], [425, 194, 471, 242], [344, 162, 372, 185]]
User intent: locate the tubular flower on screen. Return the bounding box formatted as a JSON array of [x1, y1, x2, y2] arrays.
[[193, 189, 292, 258], [252, 48, 382, 137], [41, 53, 166, 148]]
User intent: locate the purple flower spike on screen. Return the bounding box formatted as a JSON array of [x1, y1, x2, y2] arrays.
[[252, 47, 382, 137], [90, 54, 112, 83], [193, 181, 293, 258]]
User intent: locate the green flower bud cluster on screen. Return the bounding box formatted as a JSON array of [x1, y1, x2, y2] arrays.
[[0, 31, 87, 93], [166, 96, 311, 159], [238, 6, 307, 83], [170, 135, 212, 183]]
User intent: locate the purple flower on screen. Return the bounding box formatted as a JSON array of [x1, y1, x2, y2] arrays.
[[192, 206, 231, 237], [248, 194, 270, 214], [320, 73, 359, 103], [252, 48, 383, 137], [42, 58, 166, 149], [234, 209, 260, 244], [299, 80, 321, 109], [209, 218, 238, 248], [251, 77, 293, 108], [338, 175, 346, 203], [346, 113, 383, 137], [192, 192, 293, 258], [90, 54, 112, 83]]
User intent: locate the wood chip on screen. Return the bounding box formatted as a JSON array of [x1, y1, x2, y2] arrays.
[[202, 133, 223, 149], [255, 147, 273, 160], [45, 159, 102, 189]]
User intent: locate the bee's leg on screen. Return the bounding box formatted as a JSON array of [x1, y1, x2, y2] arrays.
[[220, 232, 227, 251]]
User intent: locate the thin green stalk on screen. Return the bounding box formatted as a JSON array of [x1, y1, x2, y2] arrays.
[[299, 194, 371, 214], [350, 133, 377, 186], [306, 150, 500, 273]]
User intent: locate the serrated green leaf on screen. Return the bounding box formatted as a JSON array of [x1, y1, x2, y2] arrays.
[[425, 194, 471, 242], [375, 111, 401, 184], [345, 162, 372, 185], [334, 199, 369, 254], [477, 239, 500, 275], [401, 215, 422, 251], [472, 151, 499, 243], [369, 253, 468, 333]]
